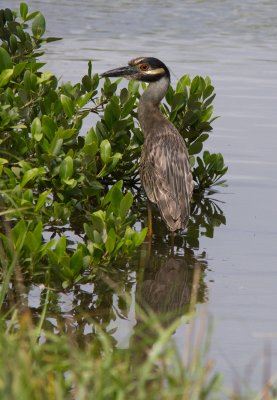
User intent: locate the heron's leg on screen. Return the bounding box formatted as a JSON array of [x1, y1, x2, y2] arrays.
[[170, 232, 175, 253], [147, 202, 153, 238]]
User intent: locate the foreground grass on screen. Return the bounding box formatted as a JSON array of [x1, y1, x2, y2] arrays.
[[0, 304, 276, 400], [0, 310, 218, 400]]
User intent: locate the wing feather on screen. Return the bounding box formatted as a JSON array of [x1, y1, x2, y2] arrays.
[[140, 125, 193, 231]]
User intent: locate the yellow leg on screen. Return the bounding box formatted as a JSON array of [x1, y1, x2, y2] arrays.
[[147, 203, 153, 239]]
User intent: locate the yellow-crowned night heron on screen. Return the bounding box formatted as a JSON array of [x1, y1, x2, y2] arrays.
[[101, 57, 193, 235]]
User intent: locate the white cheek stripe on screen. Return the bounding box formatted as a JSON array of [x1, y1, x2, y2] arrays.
[[145, 68, 165, 75]]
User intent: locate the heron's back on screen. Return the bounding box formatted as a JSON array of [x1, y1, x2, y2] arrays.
[[139, 116, 193, 231]]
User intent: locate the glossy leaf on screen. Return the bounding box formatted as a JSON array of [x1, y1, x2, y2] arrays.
[[103, 181, 123, 206], [70, 249, 83, 274], [35, 190, 51, 211], [21, 167, 46, 188], [32, 12, 46, 38], [20, 3, 28, 19], [119, 192, 133, 219], [105, 228, 116, 253], [176, 74, 190, 93], [61, 94, 74, 118], [189, 141, 203, 155], [0, 69, 13, 87], [100, 139, 111, 164], [0, 48, 13, 72], [54, 236, 67, 261], [31, 117, 42, 141], [132, 227, 148, 247], [59, 156, 74, 180]]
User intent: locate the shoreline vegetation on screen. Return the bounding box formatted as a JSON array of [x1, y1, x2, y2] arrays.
[[0, 3, 276, 399]]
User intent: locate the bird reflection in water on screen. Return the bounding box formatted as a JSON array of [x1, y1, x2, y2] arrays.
[[129, 240, 208, 364]]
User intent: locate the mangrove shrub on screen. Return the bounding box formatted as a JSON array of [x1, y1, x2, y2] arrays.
[[0, 3, 227, 287]]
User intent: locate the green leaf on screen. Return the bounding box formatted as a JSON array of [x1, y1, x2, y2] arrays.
[[59, 156, 74, 180], [32, 12, 46, 38], [109, 152, 122, 171], [121, 96, 137, 118], [85, 127, 98, 145], [9, 35, 18, 53], [103, 181, 123, 206], [57, 128, 76, 139], [119, 192, 133, 219], [128, 80, 139, 95], [96, 121, 108, 140], [100, 139, 111, 164], [16, 25, 26, 42], [13, 62, 28, 78], [82, 75, 92, 91], [61, 94, 74, 118], [111, 187, 124, 212], [25, 11, 39, 22], [203, 151, 211, 164], [20, 3, 28, 20], [203, 93, 216, 107], [23, 70, 37, 92], [172, 93, 186, 111], [201, 106, 214, 122], [0, 69, 13, 87], [104, 103, 114, 129], [88, 181, 104, 191], [91, 73, 99, 90], [62, 178, 76, 187], [189, 141, 203, 155], [31, 117, 42, 141], [35, 190, 51, 211], [54, 236, 67, 261], [189, 155, 195, 167], [120, 87, 129, 104], [29, 222, 43, 252], [76, 91, 93, 108], [4, 8, 13, 22], [91, 210, 106, 235], [21, 167, 46, 188], [190, 76, 200, 94], [42, 116, 56, 140], [105, 228, 116, 253], [196, 133, 209, 143], [203, 85, 214, 100], [70, 249, 83, 274], [132, 227, 148, 247], [215, 153, 224, 170], [176, 74, 191, 93], [11, 220, 27, 250], [49, 136, 63, 156], [110, 97, 121, 119]]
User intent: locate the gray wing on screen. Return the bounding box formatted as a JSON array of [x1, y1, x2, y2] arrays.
[[140, 130, 193, 231]]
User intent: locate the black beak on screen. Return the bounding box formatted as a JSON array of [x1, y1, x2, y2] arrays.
[[100, 65, 137, 78]]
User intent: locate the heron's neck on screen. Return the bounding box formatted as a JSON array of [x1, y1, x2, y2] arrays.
[[138, 76, 170, 134], [141, 76, 170, 106]]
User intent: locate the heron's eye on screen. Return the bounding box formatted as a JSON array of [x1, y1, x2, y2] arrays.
[[140, 63, 150, 71]]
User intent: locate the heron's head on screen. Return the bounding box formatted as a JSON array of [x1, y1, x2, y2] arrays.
[[101, 57, 170, 83]]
